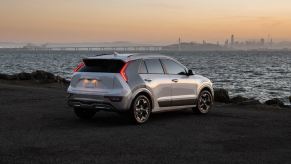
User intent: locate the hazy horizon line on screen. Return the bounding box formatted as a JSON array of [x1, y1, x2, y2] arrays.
[[1, 38, 291, 45]]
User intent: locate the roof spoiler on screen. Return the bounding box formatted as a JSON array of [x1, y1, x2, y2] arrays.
[[95, 51, 120, 57]]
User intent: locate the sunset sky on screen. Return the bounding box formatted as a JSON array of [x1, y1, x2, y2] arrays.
[[1, 0, 291, 43]]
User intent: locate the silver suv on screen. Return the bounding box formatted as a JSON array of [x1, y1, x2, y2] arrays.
[[67, 53, 214, 124]]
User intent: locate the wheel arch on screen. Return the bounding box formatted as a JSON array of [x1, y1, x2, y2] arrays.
[[129, 88, 154, 110], [198, 85, 214, 98]]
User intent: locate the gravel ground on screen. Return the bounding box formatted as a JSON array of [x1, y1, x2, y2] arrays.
[[0, 81, 291, 164]]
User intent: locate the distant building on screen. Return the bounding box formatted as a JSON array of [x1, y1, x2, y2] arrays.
[[178, 37, 181, 51], [231, 34, 235, 46], [260, 38, 265, 46], [224, 39, 229, 47]]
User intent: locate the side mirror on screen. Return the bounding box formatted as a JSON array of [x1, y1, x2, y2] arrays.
[[187, 69, 194, 76]]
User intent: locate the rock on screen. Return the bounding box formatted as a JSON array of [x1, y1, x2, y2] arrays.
[[0, 73, 9, 79], [265, 98, 285, 107], [0, 70, 69, 86], [231, 96, 261, 105], [243, 100, 261, 105], [0, 73, 29, 80], [6, 75, 17, 80], [214, 88, 230, 103], [17, 72, 32, 80], [55, 76, 70, 86], [231, 95, 249, 103], [31, 70, 55, 82]]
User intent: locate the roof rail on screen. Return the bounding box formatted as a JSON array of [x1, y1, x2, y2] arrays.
[[127, 54, 135, 58], [94, 52, 139, 58], [113, 51, 119, 56]]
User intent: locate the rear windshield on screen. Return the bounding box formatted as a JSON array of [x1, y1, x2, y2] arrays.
[[78, 59, 125, 73]]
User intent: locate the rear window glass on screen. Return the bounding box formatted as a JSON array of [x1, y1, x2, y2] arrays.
[[78, 59, 125, 73]]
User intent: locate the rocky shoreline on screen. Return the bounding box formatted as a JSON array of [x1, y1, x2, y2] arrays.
[[0, 70, 70, 86], [0, 70, 290, 108], [214, 88, 290, 108]]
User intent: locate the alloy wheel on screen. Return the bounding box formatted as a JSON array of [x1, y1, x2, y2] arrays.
[[133, 95, 151, 123], [198, 91, 212, 113]]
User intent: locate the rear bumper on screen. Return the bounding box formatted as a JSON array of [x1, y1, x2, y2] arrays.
[[68, 98, 113, 109], [67, 93, 131, 112]]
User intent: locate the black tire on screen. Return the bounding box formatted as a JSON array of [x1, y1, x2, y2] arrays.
[[130, 95, 152, 124], [74, 108, 96, 120], [193, 90, 213, 114]]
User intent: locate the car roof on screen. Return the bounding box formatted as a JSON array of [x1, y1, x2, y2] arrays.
[[85, 53, 173, 62]]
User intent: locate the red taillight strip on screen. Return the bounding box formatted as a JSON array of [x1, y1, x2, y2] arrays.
[[74, 62, 85, 72], [120, 62, 129, 82]]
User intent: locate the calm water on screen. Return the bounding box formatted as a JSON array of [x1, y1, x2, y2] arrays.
[[0, 50, 290, 104]]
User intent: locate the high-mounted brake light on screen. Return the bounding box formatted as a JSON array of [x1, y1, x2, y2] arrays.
[[74, 62, 84, 72], [120, 62, 129, 82]]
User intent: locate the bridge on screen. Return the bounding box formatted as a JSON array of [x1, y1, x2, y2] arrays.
[[13, 46, 166, 53]]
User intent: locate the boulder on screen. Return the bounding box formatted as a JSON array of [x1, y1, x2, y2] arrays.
[[17, 72, 32, 80], [6, 75, 17, 80], [31, 70, 55, 82], [0, 70, 70, 86], [243, 100, 261, 105], [231, 96, 261, 105], [231, 95, 249, 103], [0, 73, 9, 80], [265, 98, 285, 107], [55, 76, 70, 86], [214, 88, 230, 103]]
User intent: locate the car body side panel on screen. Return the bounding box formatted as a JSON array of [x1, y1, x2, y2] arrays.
[[138, 73, 172, 112], [169, 74, 198, 106], [191, 75, 214, 97]]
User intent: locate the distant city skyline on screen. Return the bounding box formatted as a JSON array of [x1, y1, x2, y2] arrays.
[[2, 34, 291, 50], [1, 0, 291, 43], [0, 34, 290, 45]]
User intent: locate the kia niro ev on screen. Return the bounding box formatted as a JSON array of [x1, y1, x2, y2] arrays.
[[67, 53, 214, 124]]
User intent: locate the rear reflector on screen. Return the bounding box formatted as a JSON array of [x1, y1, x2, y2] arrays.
[[104, 96, 123, 102]]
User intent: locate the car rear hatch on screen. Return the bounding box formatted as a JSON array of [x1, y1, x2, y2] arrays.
[[70, 59, 125, 93]]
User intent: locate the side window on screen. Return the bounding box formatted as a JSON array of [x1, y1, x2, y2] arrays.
[[139, 60, 148, 74], [161, 59, 186, 75], [144, 59, 164, 74], [126, 60, 140, 75]]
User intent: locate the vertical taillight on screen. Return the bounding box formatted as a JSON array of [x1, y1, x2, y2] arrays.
[[120, 62, 129, 82], [73, 62, 84, 72]]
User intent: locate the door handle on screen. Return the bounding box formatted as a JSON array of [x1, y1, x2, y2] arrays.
[[172, 79, 178, 82], [144, 79, 152, 82]]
